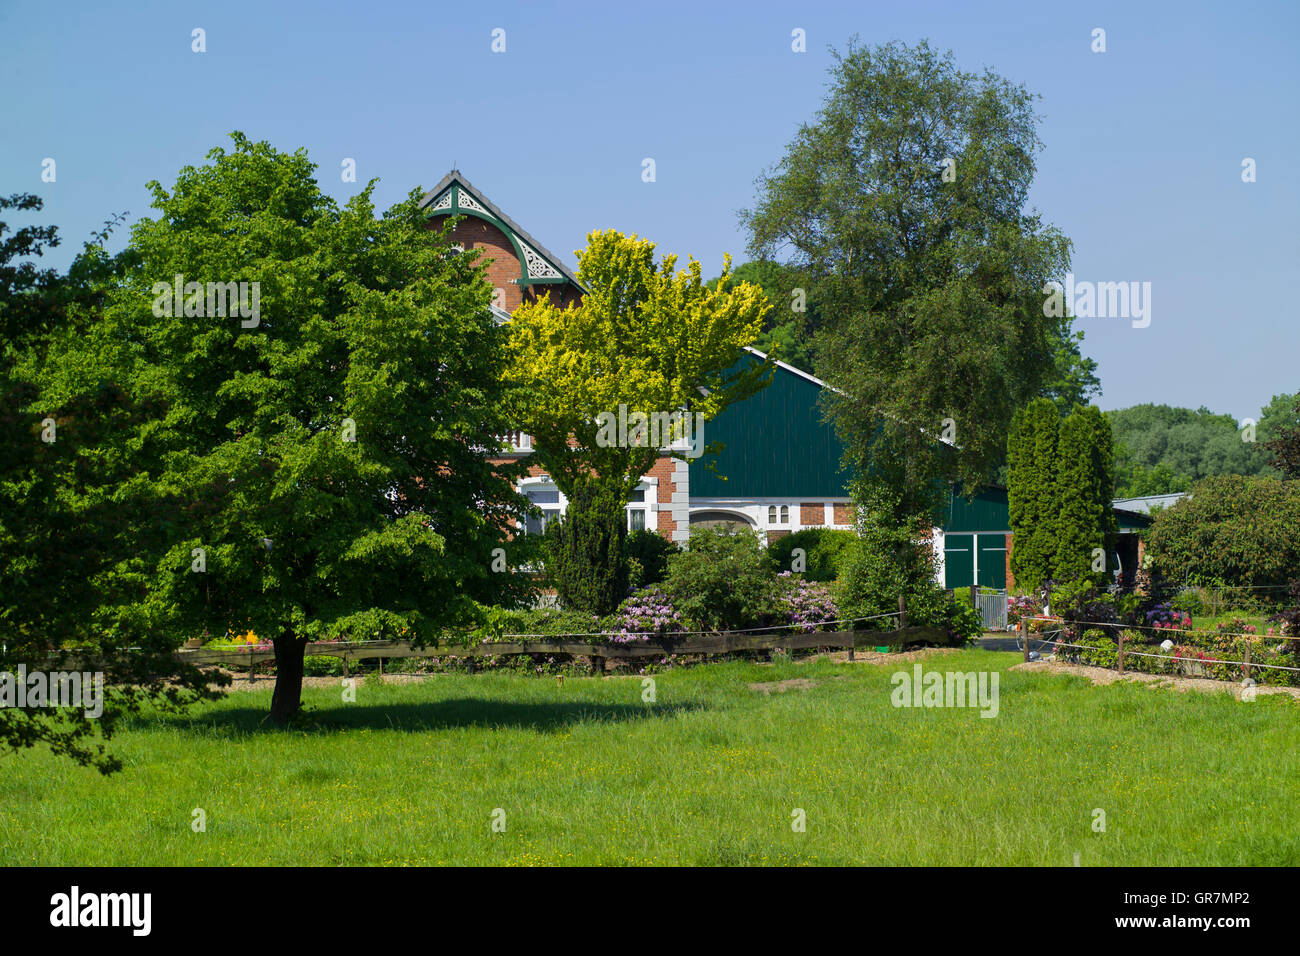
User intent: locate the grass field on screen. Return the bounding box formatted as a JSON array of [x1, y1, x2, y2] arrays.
[[3, 649, 1297, 866]]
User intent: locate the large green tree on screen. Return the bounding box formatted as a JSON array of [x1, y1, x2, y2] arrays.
[[743, 39, 1071, 532], [36, 134, 532, 725], [2, 195, 220, 771]]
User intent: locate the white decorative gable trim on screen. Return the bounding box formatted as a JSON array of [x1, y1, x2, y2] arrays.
[[456, 190, 489, 215], [520, 239, 563, 280]]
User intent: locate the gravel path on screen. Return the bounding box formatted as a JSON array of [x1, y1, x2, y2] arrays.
[[1011, 659, 1300, 700]]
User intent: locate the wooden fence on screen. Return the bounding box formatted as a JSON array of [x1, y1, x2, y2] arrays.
[[182, 624, 954, 679]]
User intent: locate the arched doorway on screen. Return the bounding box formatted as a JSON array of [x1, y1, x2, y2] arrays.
[[688, 510, 756, 532]]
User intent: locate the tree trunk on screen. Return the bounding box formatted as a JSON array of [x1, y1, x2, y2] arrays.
[[269, 635, 307, 726]]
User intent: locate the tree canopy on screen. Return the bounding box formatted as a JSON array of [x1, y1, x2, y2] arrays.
[[1, 194, 221, 771], [506, 230, 772, 503], [1107, 400, 1286, 497], [506, 230, 772, 614], [31, 134, 532, 726], [1146, 475, 1300, 590], [743, 38, 1072, 524]]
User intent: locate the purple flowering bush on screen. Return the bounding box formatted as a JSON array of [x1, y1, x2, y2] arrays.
[[777, 572, 839, 631], [612, 587, 687, 643]]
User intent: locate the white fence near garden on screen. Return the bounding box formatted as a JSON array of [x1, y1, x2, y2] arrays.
[[1017, 615, 1300, 685]]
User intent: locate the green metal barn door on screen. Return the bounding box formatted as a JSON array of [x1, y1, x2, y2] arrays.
[[944, 534, 974, 589], [977, 535, 1007, 589]]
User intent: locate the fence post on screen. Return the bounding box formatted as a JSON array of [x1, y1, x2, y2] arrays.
[[1117, 630, 1125, 674], [1243, 641, 1252, 683], [249, 657, 255, 683], [898, 595, 907, 630], [1022, 619, 1029, 663]]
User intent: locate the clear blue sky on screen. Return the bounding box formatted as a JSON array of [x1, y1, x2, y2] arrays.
[[2, 0, 1295, 419]]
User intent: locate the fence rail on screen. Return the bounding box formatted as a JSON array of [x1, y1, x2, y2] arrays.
[[1017, 615, 1300, 683], [180, 624, 954, 676]]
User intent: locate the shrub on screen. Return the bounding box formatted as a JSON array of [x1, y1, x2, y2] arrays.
[[1071, 629, 1117, 667], [943, 596, 985, 643], [612, 587, 686, 643], [1266, 580, 1300, 641], [543, 476, 629, 616], [663, 526, 781, 631], [776, 573, 839, 630], [492, 607, 610, 642], [1007, 592, 1042, 627], [834, 489, 950, 632], [1144, 603, 1192, 634], [1170, 589, 1205, 618], [1048, 579, 1118, 639], [767, 528, 857, 581], [625, 530, 679, 590], [1145, 474, 1300, 590], [303, 655, 346, 676]]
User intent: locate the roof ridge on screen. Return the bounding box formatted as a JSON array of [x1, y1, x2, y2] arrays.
[[419, 170, 584, 290]]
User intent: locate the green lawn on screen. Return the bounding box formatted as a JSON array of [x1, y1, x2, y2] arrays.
[[3, 649, 1297, 865], [1190, 612, 1271, 634]]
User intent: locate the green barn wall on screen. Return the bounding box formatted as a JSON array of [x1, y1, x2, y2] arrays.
[[685, 353, 1152, 543], [944, 486, 1011, 532], [688, 356, 852, 499]]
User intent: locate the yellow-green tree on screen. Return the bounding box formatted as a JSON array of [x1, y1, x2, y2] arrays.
[[507, 230, 773, 501], [506, 230, 772, 612]]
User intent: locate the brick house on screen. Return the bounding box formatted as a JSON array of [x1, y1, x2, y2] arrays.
[[420, 170, 1150, 588]]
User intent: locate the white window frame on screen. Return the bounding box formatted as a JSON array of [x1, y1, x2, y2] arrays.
[[626, 480, 653, 532], [517, 476, 565, 535]]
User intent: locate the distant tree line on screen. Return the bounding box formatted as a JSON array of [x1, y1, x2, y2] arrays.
[[1107, 397, 1295, 498]]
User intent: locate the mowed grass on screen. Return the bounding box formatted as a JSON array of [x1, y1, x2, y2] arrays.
[[2, 649, 1297, 866]]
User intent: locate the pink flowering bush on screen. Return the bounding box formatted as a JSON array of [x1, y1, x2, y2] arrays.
[[612, 587, 686, 643], [1007, 593, 1041, 627], [777, 572, 839, 631]]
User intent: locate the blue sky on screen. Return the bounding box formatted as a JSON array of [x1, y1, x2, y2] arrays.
[[2, 0, 1296, 418]]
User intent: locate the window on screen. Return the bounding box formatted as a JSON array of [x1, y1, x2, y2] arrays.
[[768, 506, 777, 523], [780, 505, 789, 524], [768, 505, 789, 525], [627, 484, 649, 531], [522, 484, 561, 535]]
